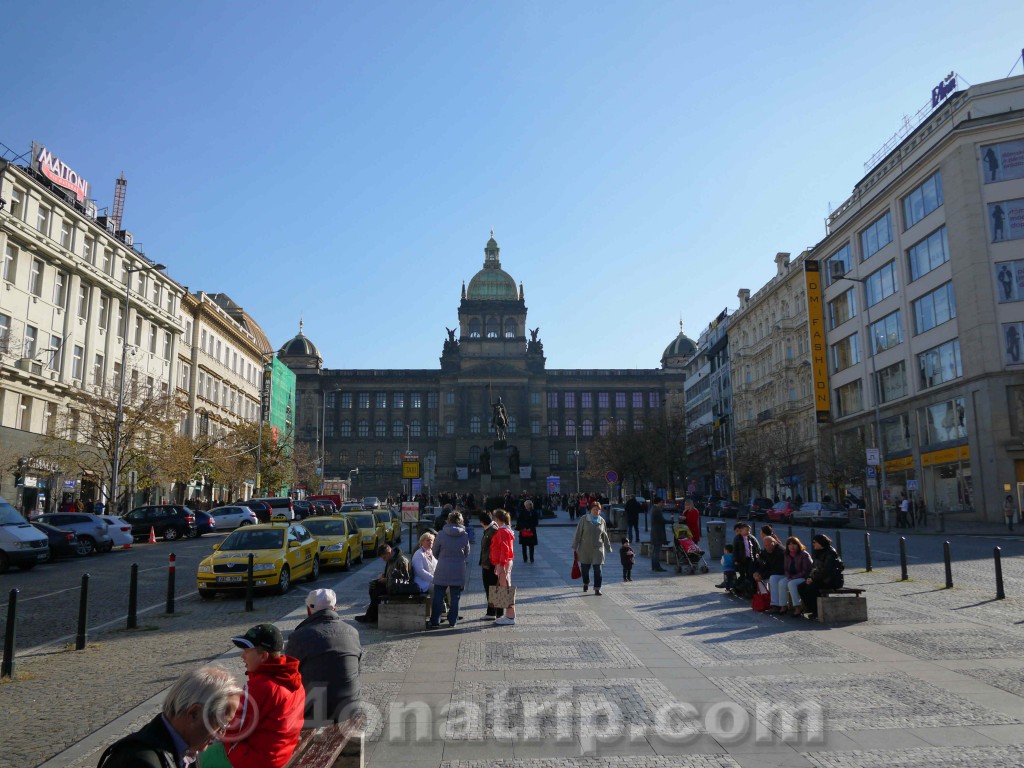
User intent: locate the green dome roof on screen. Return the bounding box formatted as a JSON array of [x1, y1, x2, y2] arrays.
[[466, 232, 519, 301]]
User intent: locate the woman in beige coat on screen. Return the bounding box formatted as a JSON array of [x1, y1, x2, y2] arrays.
[[572, 501, 613, 595]]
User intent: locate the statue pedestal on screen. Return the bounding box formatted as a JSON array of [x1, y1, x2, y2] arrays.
[[480, 444, 520, 497]]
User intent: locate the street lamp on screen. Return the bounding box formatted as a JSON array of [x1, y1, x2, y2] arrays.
[[110, 261, 165, 514], [573, 430, 581, 495], [830, 262, 887, 526]]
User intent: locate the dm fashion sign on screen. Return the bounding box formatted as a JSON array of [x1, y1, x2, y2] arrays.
[[989, 199, 1024, 243], [981, 140, 1024, 184]]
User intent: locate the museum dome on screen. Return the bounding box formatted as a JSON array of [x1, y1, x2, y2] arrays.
[[466, 232, 519, 301], [661, 322, 697, 367], [279, 320, 322, 360]]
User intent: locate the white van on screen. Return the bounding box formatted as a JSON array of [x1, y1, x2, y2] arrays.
[[0, 495, 49, 573]]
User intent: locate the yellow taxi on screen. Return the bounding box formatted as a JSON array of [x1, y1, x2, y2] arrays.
[[196, 522, 319, 598], [375, 509, 402, 544], [341, 511, 386, 557], [302, 515, 362, 570], [384, 508, 403, 542]]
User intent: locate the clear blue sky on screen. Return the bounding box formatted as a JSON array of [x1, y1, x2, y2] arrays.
[[2, 2, 1022, 369]]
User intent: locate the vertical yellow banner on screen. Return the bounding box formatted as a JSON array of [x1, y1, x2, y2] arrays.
[[804, 261, 831, 423]]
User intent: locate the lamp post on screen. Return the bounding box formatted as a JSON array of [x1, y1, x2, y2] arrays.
[[573, 430, 581, 495], [110, 261, 165, 514], [830, 265, 887, 527]]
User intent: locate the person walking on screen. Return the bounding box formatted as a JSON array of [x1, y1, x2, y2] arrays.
[[516, 499, 539, 562], [429, 510, 470, 628], [491, 509, 517, 625], [619, 536, 635, 582], [624, 495, 642, 544], [572, 501, 612, 594], [1005, 494, 1017, 532], [649, 498, 668, 572]]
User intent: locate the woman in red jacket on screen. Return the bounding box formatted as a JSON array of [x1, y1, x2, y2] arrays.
[[490, 509, 517, 625]]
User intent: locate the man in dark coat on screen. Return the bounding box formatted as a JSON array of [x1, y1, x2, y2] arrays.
[[285, 589, 362, 726], [355, 545, 411, 623], [98, 666, 242, 768], [649, 499, 668, 572], [624, 496, 642, 544]]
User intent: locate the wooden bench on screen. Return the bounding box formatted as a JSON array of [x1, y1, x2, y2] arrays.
[[378, 593, 429, 630], [817, 587, 867, 623], [284, 720, 363, 768]]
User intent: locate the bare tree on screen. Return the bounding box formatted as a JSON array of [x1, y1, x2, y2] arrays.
[[227, 421, 294, 497], [816, 424, 866, 502]]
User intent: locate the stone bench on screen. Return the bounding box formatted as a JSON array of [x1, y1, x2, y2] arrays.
[[817, 587, 867, 623], [284, 721, 363, 768], [378, 593, 429, 630]]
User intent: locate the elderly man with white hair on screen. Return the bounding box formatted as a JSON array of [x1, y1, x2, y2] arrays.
[[284, 588, 363, 726]]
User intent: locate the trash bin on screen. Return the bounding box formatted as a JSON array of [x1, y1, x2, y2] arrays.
[[706, 520, 727, 560]]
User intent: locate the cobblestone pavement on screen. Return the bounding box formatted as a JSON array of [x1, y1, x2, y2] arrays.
[[13, 513, 1024, 768]]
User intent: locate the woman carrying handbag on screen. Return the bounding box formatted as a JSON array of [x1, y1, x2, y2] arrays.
[[571, 501, 612, 595], [490, 509, 517, 626]]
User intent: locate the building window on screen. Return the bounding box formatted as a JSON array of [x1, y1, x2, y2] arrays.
[[824, 243, 853, 286], [869, 310, 903, 354], [565, 392, 576, 408], [828, 287, 857, 329], [632, 392, 643, 408], [860, 210, 892, 261], [357, 420, 369, 437], [134, 317, 143, 346], [599, 392, 609, 408], [8, 188, 23, 219], [36, 206, 51, 236], [919, 397, 966, 447], [393, 393, 404, 408], [29, 258, 44, 297], [427, 421, 438, 436], [633, 417, 643, 431], [599, 418, 609, 436], [78, 284, 90, 319], [388, 449, 399, 466], [163, 331, 172, 359], [882, 413, 912, 454], [581, 392, 592, 408], [830, 333, 860, 373], [549, 449, 559, 467], [374, 450, 384, 466], [410, 419, 421, 437], [530, 418, 540, 435], [375, 392, 387, 408], [339, 450, 349, 465], [340, 420, 352, 437], [865, 261, 899, 306], [615, 392, 626, 408], [582, 419, 593, 437], [913, 282, 956, 334], [52, 270, 67, 306], [2, 244, 16, 283], [24, 325, 38, 358], [42, 401, 56, 435], [18, 394, 32, 430], [566, 419, 576, 437], [341, 392, 353, 408], [876, 360, 908, 403], [508, 415, 517, 434], [902, 170, 943, 230], [834, 379, 863, 417], [649, 392, 660, 408], [356, 450, 366, 464], [504, 319, 516, 338], [82, 237, 94, 265], [445, 391, 455, 405], [60, 221, 73, 249], [918, 339, 962, 389], [446, 418, 455, 435], [468, 319, 481, 338], [373, 419, 385, 437], [469, 415, 480, 434], [47, 334, 61, 371], [0, 313, 10, 353], [358, 392, 369, 409], [427, 392, 438, 408], [411, 392, 422, 408], [547, 419, 558, 437], [485, 317, 499, 338], [615, 418, 626, 433], [102, 248, 112, 274], [71, 345, 84, 380], [547, 392, 558, 408], [907, 227, 950, 281]]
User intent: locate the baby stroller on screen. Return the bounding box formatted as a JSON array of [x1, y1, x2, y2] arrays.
[[673, 521, 710, 574]]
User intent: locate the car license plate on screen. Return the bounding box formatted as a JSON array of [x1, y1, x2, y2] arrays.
[[35, 552, 47, 561], [218, 576, 243, 583]]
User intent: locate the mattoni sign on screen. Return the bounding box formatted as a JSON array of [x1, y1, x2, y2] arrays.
[[31, 142, 90, 202]]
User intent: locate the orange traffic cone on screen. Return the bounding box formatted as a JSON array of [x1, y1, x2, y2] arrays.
[[148, 526, 157, 544]]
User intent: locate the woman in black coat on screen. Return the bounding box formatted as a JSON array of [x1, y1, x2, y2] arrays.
[[796, 533, 844, 618], [515, 500, 539, 563]]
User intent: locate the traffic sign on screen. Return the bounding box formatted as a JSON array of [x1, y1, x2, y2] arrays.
[[402, 461, 420, 479], [401, 502, 419, 523], [866, 448, 881, 466], [907, 479, 919, 491], [866, 465, 878, 487], [605, 470, 619, 484]]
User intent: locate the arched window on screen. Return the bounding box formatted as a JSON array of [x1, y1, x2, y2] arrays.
[[375, 419, 386, 437], [357, 420, 369, 437], [582, 419, 593, 437], [566, 419, 576, 437], [410, 419, 421, 437], [340, 420, 352, 438], [470, 415, 481, 433], [547, 419, 558, 437], [469, 319, 481, 338], [392, 419, 403, 437], [427, 421, 438, 436], [599, 418, 609, 436], [339, 450, 349, 465], [633, 418, 643, 431], [504, 318, 517, 338], [469, 445, 481, 463], [485, 317, 499, 338], [427, 449, 437, 467], [374, 450, 384, 465], [549, 449, 559, 466], [616, 418, 626, 433], [356, 450, 366, 464], [391, 450, 401, 466]]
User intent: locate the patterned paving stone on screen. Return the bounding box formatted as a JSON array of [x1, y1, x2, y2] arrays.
[[457, 637, 643, 670], [481, 610, 608, 632], [441, 678, 683, 741], [361, 681, 402, 741], [441, 758, 742, 768], [805, 743, 1024, 767], [948, 665, 1024, 697], [724, 671, 1018, 731], [859, 626, 1024, 660], [663, 628, 867, 666], [362, 637, 422, 673]]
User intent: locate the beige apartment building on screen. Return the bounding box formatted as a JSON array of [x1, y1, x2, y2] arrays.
[[818, 73, 1024, 521]]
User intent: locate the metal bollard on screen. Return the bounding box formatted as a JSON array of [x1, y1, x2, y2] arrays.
[[2, 588, 18, 678], [994, 547, 1005, 600], [835, 530, 843, 558], [864, 532, 872, 572], [76, 574, 90, 650], [899, 537, 908, 581], [127, 563, 139, 629], [166, 553, 176, 614], [944, 541, 953, 588], [245, 553, 255, 612]]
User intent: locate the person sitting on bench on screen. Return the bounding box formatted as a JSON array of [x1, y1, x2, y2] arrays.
[[796, 534, 844, 619], [354, 545, 412, 624]]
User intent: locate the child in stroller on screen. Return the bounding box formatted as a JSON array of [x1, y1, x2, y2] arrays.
[[673, 520, 710, 574]]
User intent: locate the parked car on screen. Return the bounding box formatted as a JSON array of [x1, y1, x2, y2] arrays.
[[244, 500, 273, 524], [339, 502, 365, 514], [309, 499, 335, 516], [123, 505, 197, 541], [36, 512, 114, 555], [376, 509, 402, 543], [292, 499, 314, 520], [791, 501, 849, 527], [714, 499, 740, 518], [0, 496, 50, 572], [196, 522, 319, 598], [363, 496, 381, 509], [303, 516, 362, 570], [747, 497, 775, 520], [101, 516, 134, 549], [248, 497, 296, 521], [208, 505, 259, 530], [340, 511, 385, 556], [192, 510, 217, 537], [31, 521, 86, 560], [699, 495, 725, 514], [764, 500, 799, 523]]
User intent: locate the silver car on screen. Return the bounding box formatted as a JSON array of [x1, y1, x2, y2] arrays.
[[791, 502, 849, 528], [101, 516, 134, 549], [208, 505, 259, 531], [36, 513, 114, 554]]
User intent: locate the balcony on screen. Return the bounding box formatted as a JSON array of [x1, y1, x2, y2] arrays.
[[757, 408, 773, 423]]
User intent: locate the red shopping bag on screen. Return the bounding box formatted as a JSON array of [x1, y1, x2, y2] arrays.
[[571, 551, 582, 580], [751, 581, 771, 612]]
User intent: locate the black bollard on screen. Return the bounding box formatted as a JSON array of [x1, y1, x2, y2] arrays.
[[810, 527, 816, 541], [943, 541, 953, 588], [127, 563, 139, 629], [245, 553, 255, 612], [2, 588, 18, 678], [995, 547, 1005, 600], [899, 537, 908, 581], [836, 530, 843, 558], [166, 553, 176, 614], [76, 574, 90, 650], [864, 532, 872, 572]]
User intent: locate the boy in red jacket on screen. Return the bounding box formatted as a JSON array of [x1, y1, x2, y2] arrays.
[[208, 623, 306, 768]]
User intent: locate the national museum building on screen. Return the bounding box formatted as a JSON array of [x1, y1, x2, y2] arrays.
[[279, 235, 688, 497]]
